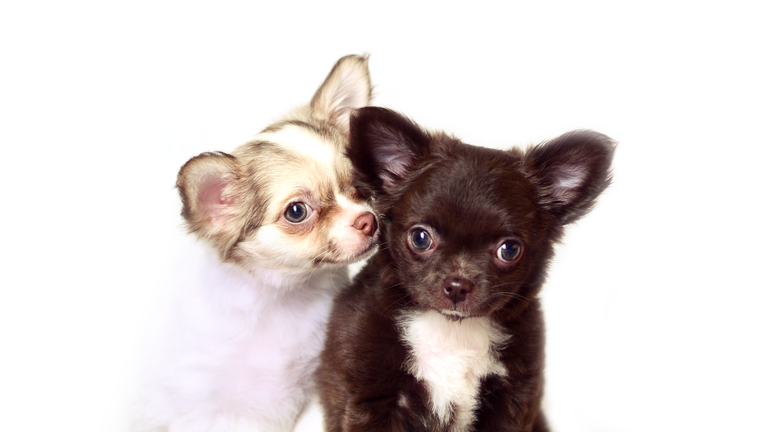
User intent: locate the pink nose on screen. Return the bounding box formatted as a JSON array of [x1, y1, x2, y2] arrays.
[[353, 212, 377, 237]]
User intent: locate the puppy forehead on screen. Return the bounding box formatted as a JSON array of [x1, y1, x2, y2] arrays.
[[263, 159, 347, 215], [244, 122, 351, 171], [398, 150, 535, 237], [257, 123, 339, 165]]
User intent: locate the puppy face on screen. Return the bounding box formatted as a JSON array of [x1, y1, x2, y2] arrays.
[[347, 107, 614, 318], [176, 55, 378, 275], [386, 153, 543, 318]]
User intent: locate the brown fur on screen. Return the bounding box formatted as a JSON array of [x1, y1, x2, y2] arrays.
[[318, 107, 615, 432]]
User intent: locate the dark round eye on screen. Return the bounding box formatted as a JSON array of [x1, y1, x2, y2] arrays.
[[285, 202, 308, 223], [496, 240, 522, 263], [410, 228, 433, 252]]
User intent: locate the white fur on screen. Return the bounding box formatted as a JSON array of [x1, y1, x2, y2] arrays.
[[134, 54, 372, 432], [258, 125, 336, 166], [134, 243, 346, 432], [399, 310, 509, 431]]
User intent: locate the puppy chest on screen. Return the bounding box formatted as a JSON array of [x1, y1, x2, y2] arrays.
[[212, 304, 328, 402], [398, 310, 509, 430]]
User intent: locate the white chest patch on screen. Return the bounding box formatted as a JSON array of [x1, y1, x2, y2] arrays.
[[398, 310, 509, 431]]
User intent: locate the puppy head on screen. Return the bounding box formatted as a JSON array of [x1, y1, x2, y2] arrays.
[[348, 107, 615, 318], [176, 55, 377, 276]]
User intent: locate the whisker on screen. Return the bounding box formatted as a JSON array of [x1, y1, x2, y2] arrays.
[[490, 292, 529, 302], [487, 282, 531, 304]]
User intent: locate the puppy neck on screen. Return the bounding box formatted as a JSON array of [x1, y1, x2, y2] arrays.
[[182, 240, 347, 310]]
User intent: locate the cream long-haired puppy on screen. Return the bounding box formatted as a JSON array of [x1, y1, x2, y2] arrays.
[[133, 55, 377, 432]]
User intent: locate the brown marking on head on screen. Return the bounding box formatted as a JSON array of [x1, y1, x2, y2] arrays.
[[176, 55, 377, 272]]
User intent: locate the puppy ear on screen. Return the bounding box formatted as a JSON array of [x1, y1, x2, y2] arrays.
[[310, 54, 372, 137], [522, 130, 616, 224], [347, 107, 431, 197], [176, 152, 244, 255]]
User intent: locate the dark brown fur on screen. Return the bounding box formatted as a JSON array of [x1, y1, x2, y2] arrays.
[[318, 107, 615, 432]]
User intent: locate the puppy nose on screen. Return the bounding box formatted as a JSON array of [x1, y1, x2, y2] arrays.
[[443, 277, 473, 304], [353, 212, 377, 237]]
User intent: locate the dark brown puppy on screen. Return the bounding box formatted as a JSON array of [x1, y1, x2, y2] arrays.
[[318, 107, 615, 432]]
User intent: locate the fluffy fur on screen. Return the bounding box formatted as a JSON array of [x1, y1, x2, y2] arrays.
[[318, 107, 615, 432], [133, 55, 377, 432]]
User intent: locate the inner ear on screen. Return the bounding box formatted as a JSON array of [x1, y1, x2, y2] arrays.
[[347, 107, 431, 198], [310, 54, 372, 137], [196, 173, 236, 225], [522, 130, 616, 224], [549, 165, 589, 202], [177, 152, 243, 249]]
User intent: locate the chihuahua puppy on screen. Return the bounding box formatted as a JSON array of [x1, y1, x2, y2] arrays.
[[134, 55, 377, 432], [318, 107, 615, 432]]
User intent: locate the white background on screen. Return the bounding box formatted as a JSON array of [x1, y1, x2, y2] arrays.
[[1, 1, 766, 431]]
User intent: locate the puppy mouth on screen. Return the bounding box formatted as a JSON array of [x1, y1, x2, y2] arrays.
[[431, 292, 477, 318], [434, 300, 493, 320], [439, 309, 472, 321], [312, 237, 378, 266]]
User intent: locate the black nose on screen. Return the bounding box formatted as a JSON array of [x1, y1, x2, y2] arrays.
[[443, 277, 473, 304], [353, 212, 377, 237]]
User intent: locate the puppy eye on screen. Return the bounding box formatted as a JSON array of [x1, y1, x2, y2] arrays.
[[285, 202, 309, 223], [496, 240, 522, 264], [410, 228, 433, 252]]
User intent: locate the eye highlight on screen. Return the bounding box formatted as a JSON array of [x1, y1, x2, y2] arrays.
[[409, 228, 433, 252], [496, 239, 522, 264], [284, 202, 309, 223]]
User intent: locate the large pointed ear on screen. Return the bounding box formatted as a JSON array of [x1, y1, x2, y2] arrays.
[[176, 152, 244, 255], [346, 107, 431, 199], [310, 54, 372, 137], [522, 130, 616, 225]]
